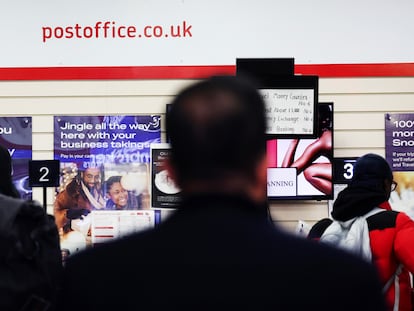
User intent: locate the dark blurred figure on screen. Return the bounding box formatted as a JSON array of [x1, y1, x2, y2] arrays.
[[0, 144, 62, 310], [320, 153, 414, 311], [0, 144, 20, 198], [57, 76, 386, 311]]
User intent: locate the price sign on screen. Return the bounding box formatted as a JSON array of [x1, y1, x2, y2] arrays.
[[29, 160, 60, 187], [333, 157, 357, 184], [258, 75, 318, 138]]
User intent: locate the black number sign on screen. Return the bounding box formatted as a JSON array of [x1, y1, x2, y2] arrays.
[[29, 160, 60, 187], [333, 157, 358, 184]]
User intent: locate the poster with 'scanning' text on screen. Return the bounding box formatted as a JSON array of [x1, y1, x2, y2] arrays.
[[385, 113, 414, 220], [0, 117, 32, 200], [53, 115, 160, 254]]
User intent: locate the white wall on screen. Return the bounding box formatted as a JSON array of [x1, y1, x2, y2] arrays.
[[1, 77, 413, 232]]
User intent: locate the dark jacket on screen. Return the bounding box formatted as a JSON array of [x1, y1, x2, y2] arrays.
[[58, 194, 386, 310], [328, 185, 414, 311]]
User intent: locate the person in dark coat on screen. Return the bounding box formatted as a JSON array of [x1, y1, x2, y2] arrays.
[[57, 76, 386, 311], [0, 144, 20, 198]]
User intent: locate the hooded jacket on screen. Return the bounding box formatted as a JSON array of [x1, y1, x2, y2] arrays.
[[327, 183, 414, 311]]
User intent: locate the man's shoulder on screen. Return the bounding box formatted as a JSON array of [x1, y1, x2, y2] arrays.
[[61, 224, 385, 311]]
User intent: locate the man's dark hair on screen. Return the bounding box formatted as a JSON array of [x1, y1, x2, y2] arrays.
[[166, 75, 266, 186]]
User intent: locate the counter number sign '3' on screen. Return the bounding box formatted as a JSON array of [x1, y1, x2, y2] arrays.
[[29, 160, 60, 187]]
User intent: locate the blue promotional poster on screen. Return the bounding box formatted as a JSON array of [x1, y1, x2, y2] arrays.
[[0, 117, 32, 200], [385, 113, 414, 220], [54, 115, 160, 254]]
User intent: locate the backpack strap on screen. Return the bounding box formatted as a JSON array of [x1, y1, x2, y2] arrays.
[[383, 263, 403, 311]]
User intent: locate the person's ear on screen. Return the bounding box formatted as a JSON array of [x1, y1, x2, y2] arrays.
[[256, 154, 268, 187], [250, 154, 268, 203]]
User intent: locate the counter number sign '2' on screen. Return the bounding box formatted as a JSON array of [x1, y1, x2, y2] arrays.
[[29, 160, 60, 187]]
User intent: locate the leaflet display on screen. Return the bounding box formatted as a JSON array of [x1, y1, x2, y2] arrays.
[[90, 210, 155, 245]]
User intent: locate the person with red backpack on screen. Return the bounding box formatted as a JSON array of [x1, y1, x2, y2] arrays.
[[319, 153, 414, 311]]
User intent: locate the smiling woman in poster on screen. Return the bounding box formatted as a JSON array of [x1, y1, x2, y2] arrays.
[[105, 175, 139, 210]]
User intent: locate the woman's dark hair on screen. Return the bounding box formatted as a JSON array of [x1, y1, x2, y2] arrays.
[[0, 144, 20, 198], [105, 175, 122, 193]]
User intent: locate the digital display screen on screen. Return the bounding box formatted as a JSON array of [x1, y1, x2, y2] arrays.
[[267, 102, 333, 200]]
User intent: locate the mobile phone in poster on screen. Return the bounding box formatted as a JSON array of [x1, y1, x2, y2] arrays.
[[150, 143, 181, 209]]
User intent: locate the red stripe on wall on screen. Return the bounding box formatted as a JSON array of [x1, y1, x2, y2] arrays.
[[0, 66, 235, 80], [0, 63, 414, 80], [295, 63, 414, 77]]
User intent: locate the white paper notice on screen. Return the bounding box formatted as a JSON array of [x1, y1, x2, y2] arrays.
[[91, 210, 155, 244], [267, 167, 297, 197], [260, 89, 314, 135]]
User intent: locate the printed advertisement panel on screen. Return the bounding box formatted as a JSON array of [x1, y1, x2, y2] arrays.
[[150, 143, 181, 209], [385, 113, 414, 219], [0, 117, 32, 199], [54, 115, 160, 255]]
